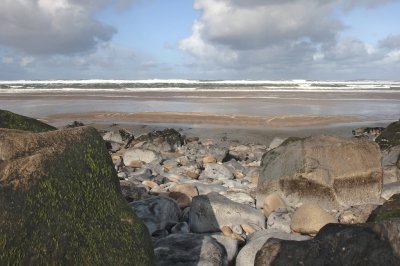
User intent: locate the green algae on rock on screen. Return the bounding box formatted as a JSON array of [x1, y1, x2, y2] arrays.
[[0, 126, 155, 265], [0, 109, 57, 132]]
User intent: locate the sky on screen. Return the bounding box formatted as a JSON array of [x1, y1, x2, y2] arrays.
[[0, 0, 399, 80]]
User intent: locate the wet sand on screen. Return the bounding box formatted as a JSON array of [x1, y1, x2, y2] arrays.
[[45, 111, 365, 128], [41, 111, 392, 145], [1, 87, 398, 144]]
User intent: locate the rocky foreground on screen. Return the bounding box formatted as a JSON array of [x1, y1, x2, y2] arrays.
[[1, 109, 400, 265]]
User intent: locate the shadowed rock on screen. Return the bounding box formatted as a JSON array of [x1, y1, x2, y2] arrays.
[[255, 223, 400, 266]]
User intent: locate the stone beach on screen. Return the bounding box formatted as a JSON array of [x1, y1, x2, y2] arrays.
[[1, 109, 400, 265]]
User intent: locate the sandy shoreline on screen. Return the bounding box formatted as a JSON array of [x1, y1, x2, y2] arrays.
[[40, 111, 388, 145], [45, 111, 365, 128]]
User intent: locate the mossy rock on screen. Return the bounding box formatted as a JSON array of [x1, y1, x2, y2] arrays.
[[376, 120, 400, 150], [367, 194, 400, 222], [0, 127, 155, 265], [0, 109, 56, 132]]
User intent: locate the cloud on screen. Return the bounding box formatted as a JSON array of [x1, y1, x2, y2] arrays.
[[379, 34, 400, 50], [179, 0, 399, 79], [0, 0, 134, 55]]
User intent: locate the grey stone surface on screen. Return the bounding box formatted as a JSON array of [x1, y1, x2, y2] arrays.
[[189, 192, 265, 233], [130, 196, 181, 235], [257, 135, 382, 210], [154, 233, 228, 266]]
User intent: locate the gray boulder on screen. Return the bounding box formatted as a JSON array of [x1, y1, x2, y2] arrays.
[[257, 135, 382, 210], [189, 192, 265, 233], [130, 196, 181, 235], [154, 233, 228, 266]]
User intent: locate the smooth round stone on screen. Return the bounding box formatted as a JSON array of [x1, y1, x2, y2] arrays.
[[291, 203, 337, 235]]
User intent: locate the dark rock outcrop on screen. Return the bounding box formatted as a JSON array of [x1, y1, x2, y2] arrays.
[[376, 120, 400, 150], [255, 223, 400, 266], [0, 127, 155, 265], [0, 109, 56, 132]]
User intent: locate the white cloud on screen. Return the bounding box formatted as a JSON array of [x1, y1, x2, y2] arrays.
[[179, 0, 399, 79], [2, 57, 14, 64], [0, 0, 133, 55], [20, 56, 35, 67]]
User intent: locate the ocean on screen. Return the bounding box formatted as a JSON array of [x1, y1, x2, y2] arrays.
[[1, 80, 399, 128]]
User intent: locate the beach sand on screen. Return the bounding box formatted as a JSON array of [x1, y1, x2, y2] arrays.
[[41, 111, 389, 145]]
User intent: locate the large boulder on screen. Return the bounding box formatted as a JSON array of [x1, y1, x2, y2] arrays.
[[189, 192, 265, 233], [0, 127, 154, 265], [257, 135, 382, 210], [0, 109, 56, 132], [376, 120, 400, 150], [254, 222, 400, 266]]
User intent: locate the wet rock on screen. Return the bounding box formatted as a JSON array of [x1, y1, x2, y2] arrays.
[[236, 229, 309, 266], [255, 223, 400, 266], [376, 120, 400, 150], [130, 196, 181, 235], [189, 192, 265, 233], [154, 233, 228, 266], [291, 203, 337, 235], [257, 135, 383, 210]]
